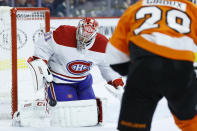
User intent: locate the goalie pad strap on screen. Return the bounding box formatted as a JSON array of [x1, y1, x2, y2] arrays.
[[96, 98, 103, 123]]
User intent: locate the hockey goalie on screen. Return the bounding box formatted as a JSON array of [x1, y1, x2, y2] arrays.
[[13, 17, 124, 127]]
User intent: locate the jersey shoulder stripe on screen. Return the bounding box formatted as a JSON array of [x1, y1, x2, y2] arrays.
[[89, 33, 109, 53], [53, 25, 77, 48]]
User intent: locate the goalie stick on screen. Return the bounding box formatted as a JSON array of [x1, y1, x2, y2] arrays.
[[42, 79, 57, 107], [47, 82, 57, 107]]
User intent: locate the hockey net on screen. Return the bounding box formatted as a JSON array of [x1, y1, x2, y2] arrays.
[[0, 7, 50, 119]]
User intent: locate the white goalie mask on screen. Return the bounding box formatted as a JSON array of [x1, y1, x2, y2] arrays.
[[76, 17, 99, 51]]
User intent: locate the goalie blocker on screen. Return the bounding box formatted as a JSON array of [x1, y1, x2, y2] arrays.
[[13, 98, 107, 127]]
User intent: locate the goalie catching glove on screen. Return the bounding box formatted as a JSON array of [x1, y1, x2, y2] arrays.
[[27, 56, 53, 91], [106, 78, 124, 100]]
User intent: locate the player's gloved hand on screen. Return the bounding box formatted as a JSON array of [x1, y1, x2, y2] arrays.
[[27, 56, 53, 83], [107, 78, 124, 89], [106, 78, 124, 100]]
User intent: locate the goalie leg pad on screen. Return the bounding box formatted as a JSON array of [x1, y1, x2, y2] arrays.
[[50, 99, 99, 127], [13, 100, 51, 127], [13, 99, 108, 127]]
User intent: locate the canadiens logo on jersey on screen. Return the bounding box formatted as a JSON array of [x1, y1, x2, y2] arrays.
[[66, 60, 92, 75]]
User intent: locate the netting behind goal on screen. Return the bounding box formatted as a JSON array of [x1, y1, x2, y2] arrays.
[[0, 7, 50, 119]]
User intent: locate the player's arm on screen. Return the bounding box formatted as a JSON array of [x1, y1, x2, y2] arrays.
[[97, 62, 124, 85], [105, 9, 131, 72], [34, 31, 55, 61], [97, 60, 125, 100], [27, 31, 55, 91]]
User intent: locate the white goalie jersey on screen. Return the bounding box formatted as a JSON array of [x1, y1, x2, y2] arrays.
[[13, 25, 122, 128], [34, 25, 120, 84]]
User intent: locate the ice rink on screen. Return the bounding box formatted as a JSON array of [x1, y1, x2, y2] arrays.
[[0, 67, 181, 131], [0, 97, 181, 131]]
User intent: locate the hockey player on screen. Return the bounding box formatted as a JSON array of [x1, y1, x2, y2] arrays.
[[106, 0, 197, 131], [22, 17, 124, 127]]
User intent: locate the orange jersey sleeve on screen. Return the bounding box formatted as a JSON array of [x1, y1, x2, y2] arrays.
[[110, 0, 197, 62]]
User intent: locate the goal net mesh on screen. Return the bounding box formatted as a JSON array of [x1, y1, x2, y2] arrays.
[[0, 7, 50, 119]]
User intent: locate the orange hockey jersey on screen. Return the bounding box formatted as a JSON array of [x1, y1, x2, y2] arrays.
[[108, 0, 197, 63]]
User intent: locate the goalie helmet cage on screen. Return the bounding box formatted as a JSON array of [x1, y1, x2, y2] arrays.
[[0, 7, 50, 119]]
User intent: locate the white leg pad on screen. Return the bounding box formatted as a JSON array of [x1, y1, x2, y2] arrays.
[[50, 99, 98, 127], [13, 99, 108, 127], [13, 100, 51, 127]]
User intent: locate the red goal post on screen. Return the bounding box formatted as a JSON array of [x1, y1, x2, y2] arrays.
[[0, 7, 50, 119]]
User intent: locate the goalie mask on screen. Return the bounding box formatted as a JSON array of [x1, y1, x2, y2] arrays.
[[76, 17, 99, 51]]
